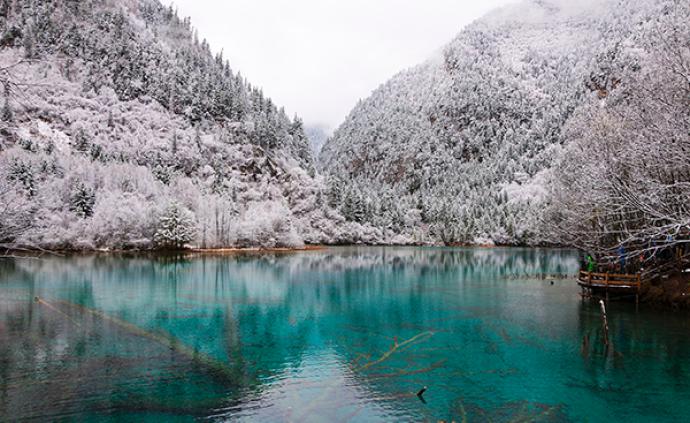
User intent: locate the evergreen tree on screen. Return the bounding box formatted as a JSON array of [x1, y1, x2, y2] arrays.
[[64, 58, 73, 81], [194, 126, 202, 150], [69, 182, 96, 218], [8, 159, 35, 197], [171, 131, 178, 154], [1, 82, 12, 123], [73, 128, 90, 153], [341, 189, 366, 223], [154, 202, 196, 249], [152, 163, 172, 185], [0, 0, 9, 19], [22, 25, 34, 59], [90, 144, 104, 161], [326, 176, 344, 208], [211, 170, 224, 194]]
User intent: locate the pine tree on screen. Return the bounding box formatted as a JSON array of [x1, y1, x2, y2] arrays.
[[168, 76, 178, 112], [1, 83, 12, 123], [341, 189, 366, 223], [73, 128, 90, 153], [69, 182, 96, 218], [211, 171, 224, 194], [152, 163, 172, 185], [351, 194, 366, 223], [64, 58, 73, 81], [327, 176, 343, 208], [8, 159, 35, 197], [171, 131, 178, 154], [0, 0, 10, 19], [154, 202, 196, 249], [23, 26, 34, 59], [90, 144, 104, 161], [194, 126, 202, 150]]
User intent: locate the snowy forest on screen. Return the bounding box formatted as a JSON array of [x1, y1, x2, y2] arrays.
[[0, 0, 688, 252], [0, 0, 385, 250], [321, 0, 690, 251]]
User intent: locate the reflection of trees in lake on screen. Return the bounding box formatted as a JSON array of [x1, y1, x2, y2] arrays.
[[574, 300, 690, 418], [231, 247, 579, 279], [10, 247, 688, 421]]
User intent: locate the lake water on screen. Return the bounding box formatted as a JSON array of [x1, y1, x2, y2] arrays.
[[1, 247, 689, 422]]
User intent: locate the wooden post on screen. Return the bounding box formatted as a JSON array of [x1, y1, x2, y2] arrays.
[[605, 273, 609, 303], [636, 274, 641, 310], [586, 271, 592, 299], [599, 300, 609, 348]]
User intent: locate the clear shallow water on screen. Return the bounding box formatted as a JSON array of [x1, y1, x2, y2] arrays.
[[1, 247, 689, 422]]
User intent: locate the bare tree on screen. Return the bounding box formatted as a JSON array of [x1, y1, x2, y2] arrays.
[[0, 180, 34, 248], [0, 61, 35, 254], [546, 2, 690, 273]]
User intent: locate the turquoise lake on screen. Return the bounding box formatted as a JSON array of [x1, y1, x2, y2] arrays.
[[1, 247, 689, 422]]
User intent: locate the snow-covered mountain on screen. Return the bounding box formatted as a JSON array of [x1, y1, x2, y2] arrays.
[[2, 0, 685, 251], [0, 0, 383, 250], [321, 0, 671, 245]]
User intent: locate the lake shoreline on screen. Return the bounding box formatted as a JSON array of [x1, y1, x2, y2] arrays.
[[1, 242, 574, 258], [1, 244, 329, 258]]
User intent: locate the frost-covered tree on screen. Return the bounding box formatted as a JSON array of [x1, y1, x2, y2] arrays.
[[6, 0, 681, 252], [7, 158, 35, 197], [69, 182, 96, 218], [0, 0, 354, 251], [321, 0, 670, 246], [72, 128, 90, 153], [22, 26, 34, 59], [1, 82, 11, 122], [154, 202, 196, 249], [546, 0, 690, 265], [0, 0, 9, 20], [0, 178, 33, 245]]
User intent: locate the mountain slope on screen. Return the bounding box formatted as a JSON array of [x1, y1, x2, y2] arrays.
[[321, 0, 664, 245], [0, 0, 365, 249]]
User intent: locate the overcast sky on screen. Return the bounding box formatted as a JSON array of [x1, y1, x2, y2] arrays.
[[162, 0, 514, 132]]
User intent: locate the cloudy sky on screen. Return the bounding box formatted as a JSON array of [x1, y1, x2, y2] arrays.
[[162, 0, 514, 132]]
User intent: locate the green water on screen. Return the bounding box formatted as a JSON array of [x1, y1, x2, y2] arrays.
[[0, 247, 689, 422]]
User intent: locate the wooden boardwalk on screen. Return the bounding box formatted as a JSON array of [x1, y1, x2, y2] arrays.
[[578, 271, 642, 289], [578, 271, 642, 303]]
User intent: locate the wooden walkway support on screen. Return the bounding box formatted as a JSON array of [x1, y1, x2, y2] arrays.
[[578, 271, 642, 305]]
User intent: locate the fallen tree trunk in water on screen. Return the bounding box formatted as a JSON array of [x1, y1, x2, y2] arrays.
[[35, 297, 243, 387]]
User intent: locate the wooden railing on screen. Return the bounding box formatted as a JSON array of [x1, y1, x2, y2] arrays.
[[578, 271, 642, 290]]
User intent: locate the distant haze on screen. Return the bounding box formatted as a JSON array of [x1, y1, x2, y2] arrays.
[[161, 0, 515, 133]]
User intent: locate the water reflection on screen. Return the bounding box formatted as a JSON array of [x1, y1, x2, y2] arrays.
[[0, 247, 688, 421]]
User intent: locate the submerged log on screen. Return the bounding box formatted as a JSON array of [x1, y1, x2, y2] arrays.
[[35, 297, 242, 387]]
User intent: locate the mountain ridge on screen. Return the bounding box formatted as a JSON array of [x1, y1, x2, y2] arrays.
[[321, 0, 665, 246], [0, 0, 382, 250]]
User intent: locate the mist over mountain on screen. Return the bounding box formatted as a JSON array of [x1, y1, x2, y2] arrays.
[[321, 0, 685, 246], [305, 125, 330, 158]]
